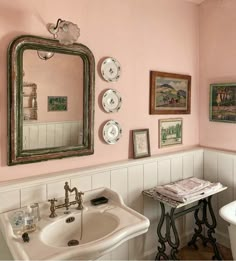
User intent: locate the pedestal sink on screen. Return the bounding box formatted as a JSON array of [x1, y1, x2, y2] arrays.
[[0, 187, 150, 260]]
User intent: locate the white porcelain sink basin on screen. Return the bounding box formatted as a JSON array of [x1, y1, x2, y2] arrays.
[[219, 200, 236, 225], [0, 187, 150, 260], [41, 212, 119, 247]]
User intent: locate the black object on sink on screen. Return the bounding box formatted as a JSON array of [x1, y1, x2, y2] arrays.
[[22, 232, 30, 242], [91, 196, 109, 206]]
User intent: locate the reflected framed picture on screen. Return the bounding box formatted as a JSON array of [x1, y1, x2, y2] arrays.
[[150, 71, 191, 114], [48, 96, 68, 111], [209, 83, 236, 123], [132, 129, 151, 159], [159, 118, 183, 148]]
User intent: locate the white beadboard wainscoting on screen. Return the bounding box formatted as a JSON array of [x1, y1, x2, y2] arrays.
[[0, 147, 234, 260], [204, 148, 236, 248], [23, 120, 83, 150]]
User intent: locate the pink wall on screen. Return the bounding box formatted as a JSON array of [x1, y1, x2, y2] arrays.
[[199, 0, 236, 151], [23, 50, 83, 122], [0, 0, 199, 182]]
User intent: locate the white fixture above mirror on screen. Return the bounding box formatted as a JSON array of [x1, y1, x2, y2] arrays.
[[48, 19, 80, 45]]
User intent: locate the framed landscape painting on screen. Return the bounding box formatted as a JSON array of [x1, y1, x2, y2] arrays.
[[209, 83, 236, 123], [159, 118, 183, 148], [150, 71, 191, 114]]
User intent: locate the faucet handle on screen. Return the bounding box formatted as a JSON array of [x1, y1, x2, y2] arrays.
[[48, 198, 57, 218], [48, 198, 57, 203], [76, 191, 84, 210]]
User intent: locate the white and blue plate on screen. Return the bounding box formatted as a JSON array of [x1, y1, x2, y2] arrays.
[[103, 120, 122, 144], [101, 57, 121, 82], [102, 89, 122, 113]]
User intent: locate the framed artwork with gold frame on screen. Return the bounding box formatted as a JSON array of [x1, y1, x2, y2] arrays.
[[150, 71, 191, 114]]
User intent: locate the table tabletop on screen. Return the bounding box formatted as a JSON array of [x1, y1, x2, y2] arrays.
[[143, 186, 227, 208]]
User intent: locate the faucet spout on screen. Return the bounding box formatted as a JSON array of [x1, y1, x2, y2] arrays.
[[48, 182, 84, 217], [64, 182, 84, 210]]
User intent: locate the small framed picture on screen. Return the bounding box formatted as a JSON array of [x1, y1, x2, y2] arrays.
[[132, 129, 151, 159], [48, 96, 68, 111], [209, 83, 236, 123], [159, 118, 183, 148], [150, 71, 191, 114]]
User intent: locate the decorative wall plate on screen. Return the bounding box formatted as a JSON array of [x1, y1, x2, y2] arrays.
[[103, 120, 122, 144], [101, 57, 121, 82], [102, 89, 122, 113]]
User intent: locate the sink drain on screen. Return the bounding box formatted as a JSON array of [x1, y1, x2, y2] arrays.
[[68, 239, 79, 246]]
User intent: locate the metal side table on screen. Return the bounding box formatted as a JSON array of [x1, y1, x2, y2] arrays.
[[143, 186, 227, 260]]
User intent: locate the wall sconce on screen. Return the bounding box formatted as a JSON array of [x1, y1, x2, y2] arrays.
[[48, 19, 80, 45]]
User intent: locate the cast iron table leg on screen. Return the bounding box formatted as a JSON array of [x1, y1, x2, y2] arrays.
[[156, 202, 180, 260], [188, 196, 222, 260]]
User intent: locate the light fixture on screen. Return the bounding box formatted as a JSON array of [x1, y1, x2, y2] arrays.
[[48, 18, 80, 45], [37, 50, 54, 60]]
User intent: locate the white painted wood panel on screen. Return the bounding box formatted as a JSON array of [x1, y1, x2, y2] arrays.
[[127, 165, 144, 260], [54, 124, 63, 147], [204, 150, 218, 182], [171, 156, 183, 182], [0, 189, 20, 213], [158, 159, 171, 185], [46, 124, 55, 148], [143, 161, 158, 259], [111, 168, 128, 204], [204, 149, 234, 248], [29, 125, 39, 149], [70, 122, 79, 145], [217, 153, 234, 235], [194, 150, 203, 179], [127, 165, 143, 211], [47, 179, 70, 204], [71, 175, 92, 192], [38, 124, 47, 148], [63, 123, 71, 146], [183, 153, 194, 179], [92, 171, 111, 189], [143, 162, 158, 221], [143, 161, 158, 189], [23, 121, 82, 149], [21, 184, 47, 207]]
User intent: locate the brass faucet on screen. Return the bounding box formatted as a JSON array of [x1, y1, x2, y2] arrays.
[[48, 182, 84, 218]]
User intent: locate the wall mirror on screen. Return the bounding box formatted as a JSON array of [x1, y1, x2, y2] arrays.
[[8, 35, 95, 165]]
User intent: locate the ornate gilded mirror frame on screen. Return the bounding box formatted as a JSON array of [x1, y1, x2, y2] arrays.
[[8, 35, 95, 165]]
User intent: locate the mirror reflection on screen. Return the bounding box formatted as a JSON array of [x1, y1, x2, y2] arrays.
[[22, 50, 84, 150]]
